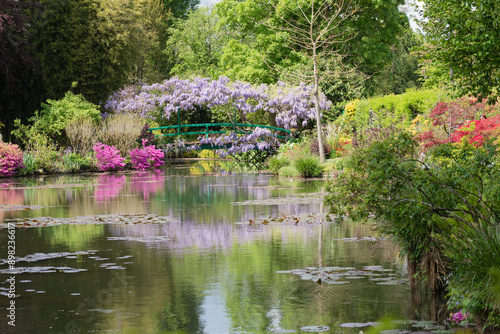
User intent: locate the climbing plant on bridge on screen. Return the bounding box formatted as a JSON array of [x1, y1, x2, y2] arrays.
[[104, 76, 331, 156]]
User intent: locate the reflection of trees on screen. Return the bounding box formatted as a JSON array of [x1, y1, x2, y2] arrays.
[[36, 224, 105, 251], [155, 288, 204, 333]]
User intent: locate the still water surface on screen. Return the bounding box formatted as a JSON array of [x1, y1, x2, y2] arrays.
[[0, 165, 448, 334]]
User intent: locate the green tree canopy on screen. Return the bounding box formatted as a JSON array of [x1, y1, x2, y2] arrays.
[[167, 6, 229, 78], [422, 0, 500, 101], [215, 0, 409, 97], [31, 0, 147, 103]]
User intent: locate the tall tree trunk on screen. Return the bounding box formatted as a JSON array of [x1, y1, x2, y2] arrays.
[[313, 53, 325, 163]]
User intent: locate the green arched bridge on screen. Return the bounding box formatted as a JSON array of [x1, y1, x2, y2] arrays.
[[148, 123, 292, 150]]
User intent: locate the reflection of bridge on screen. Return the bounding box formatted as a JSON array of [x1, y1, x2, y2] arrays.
[[148, 123, 292, 150]]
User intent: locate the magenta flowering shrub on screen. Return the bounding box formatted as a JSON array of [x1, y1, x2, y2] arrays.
[[449, 310, 471, 325], [129, 140, 165, 170], [0, 142, 24, 177], [93, 142, 125, 171]]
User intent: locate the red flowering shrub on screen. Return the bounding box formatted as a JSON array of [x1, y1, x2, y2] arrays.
[[451, 115, 500, 146], [0, 142, 24, 177], [418, 96, 499, 148]]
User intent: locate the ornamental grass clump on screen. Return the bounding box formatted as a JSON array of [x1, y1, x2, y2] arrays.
[[93, 143, 125, 171], [129, 140, 165, 170], [0, 142, 24, 177], [294, 156, 323, 178]]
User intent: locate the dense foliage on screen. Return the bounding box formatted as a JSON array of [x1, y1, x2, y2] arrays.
[[421, 0, 500, 101], [325, 117, 500, 330]]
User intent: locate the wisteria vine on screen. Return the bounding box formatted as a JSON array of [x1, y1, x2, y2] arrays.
[[105, 76, 331, 156]]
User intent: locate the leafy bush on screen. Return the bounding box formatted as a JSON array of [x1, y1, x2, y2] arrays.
[[445, 224, 500, 331], [129, 140, 165, 170], [294, 157, 323, 178], [0, 142, 24, 177], [62, 152, 94, 172], [12, 91, 101, 147], [266, 155, 290, 174], [325, 132, 500, 328], [21, 153, 36, 175], [278, 165, 300, 177], [198, 149, 219, 159], [353, 88, 447, 131], [93, 143, 125, 171]]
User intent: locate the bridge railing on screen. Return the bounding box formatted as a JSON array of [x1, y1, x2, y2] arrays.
[[148, 123, 292, 140]]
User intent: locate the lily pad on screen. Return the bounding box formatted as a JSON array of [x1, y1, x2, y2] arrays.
[[233, 194, 324, 206], [0, 251, 99, 265], [300, 326, 330, 332], [107, 236, 170, 243], [324, 280, 350, 285], [88, 309, 114, 313], [340, 322, 377, 328], [0, 266, 87, 274], [283, 265, 404, 286], [411, 321, 437, 328], [1, 213, 177, 229], [0, 204, 46, 212], [105, 266, 126, 270]]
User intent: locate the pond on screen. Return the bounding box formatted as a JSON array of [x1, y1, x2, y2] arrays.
[[0, 164, 471, 334]]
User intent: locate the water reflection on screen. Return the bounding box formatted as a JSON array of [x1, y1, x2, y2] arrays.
[[0, 180, 24, 221], [130, 171, 166, 200], [94, 173, 127, 202], [0, 169, 464, 334]]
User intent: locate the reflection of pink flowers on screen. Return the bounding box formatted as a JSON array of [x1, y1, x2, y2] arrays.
[[130, 171, 165, 200], [0, 185, 25, 220], [94, 174, 126, 202]]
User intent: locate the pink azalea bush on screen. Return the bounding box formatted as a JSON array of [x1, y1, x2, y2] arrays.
[[93, 142, 125, 171], [129, 140, 164, 170], [449, 310, 471, 325], [0, 142, 24, 177]]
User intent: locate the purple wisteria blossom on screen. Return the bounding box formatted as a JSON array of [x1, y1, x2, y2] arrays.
[[104, 77, 332, 156]]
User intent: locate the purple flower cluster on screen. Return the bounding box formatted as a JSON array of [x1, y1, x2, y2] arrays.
[[0, 142, 24, 177], [268, 82, 327, 129], [164, 138, 187, 152], [104, 76, 330, 127], [93, 143, 126, 171], [129, 140, 165, 171], [105, 76, 332, 156], [195, 127, 276, 157]]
